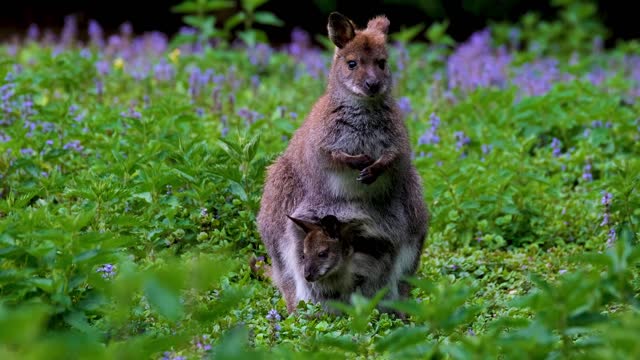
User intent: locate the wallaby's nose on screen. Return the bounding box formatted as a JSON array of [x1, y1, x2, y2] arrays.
[[365, 80, 381, 94], [304, 270, 315, 282]]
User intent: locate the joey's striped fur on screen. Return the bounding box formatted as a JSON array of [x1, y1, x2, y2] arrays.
[[257, 12, 428, 313]]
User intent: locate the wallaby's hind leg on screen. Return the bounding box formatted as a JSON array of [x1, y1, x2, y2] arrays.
[[282, 280, 299, 314]]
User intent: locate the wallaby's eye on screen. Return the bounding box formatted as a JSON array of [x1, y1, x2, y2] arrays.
[[318, 250, 328, 258], [301, 254, 305, 260], [347, 60, 357, 70], [378, 59, 386, 70]]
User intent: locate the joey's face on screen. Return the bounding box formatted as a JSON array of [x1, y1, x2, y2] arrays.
[[302, 231, 345, 282], [287, 213, 355, 283], [327, 12, 392, 98]]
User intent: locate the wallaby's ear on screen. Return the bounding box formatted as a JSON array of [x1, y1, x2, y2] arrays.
[[367, 15, 390, 35], [328, 12, 356, 48], [319, 215, 341, 238], [287, 215, 319, 234]]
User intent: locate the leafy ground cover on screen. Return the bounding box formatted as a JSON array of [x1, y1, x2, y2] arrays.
[[1, 2, 639, 359]]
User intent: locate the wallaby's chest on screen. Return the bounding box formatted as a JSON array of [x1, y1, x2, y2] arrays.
[[324, 108, 394, 158]]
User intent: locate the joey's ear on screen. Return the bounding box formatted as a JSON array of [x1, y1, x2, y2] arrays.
[[328, 12, 356, 48], [287, 215, 319, 234], [319, 215, 341, 238], [367, 15, 390, 35]]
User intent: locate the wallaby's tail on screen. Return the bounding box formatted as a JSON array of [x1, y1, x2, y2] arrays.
[[249, 256, 272, 279]]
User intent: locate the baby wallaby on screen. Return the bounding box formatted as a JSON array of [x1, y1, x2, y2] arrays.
[[288, 214, 353, 283]]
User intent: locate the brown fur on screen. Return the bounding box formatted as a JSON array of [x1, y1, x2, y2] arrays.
[[256, 12, 429, 314]]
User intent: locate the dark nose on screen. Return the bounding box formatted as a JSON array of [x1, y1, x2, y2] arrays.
[[365, 80, 380, 94], [304, 270, 314, 282]]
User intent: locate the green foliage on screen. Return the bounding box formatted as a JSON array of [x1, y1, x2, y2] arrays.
[[171, 0, 284, 47]]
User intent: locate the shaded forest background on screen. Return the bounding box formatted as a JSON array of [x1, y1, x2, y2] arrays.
[[0, 0, 637, 46]]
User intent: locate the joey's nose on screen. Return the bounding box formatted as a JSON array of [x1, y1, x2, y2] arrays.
[[304, 270, 314, 282], [365, 80, 381, 94]]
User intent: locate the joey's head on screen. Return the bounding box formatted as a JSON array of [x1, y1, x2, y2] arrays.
[[288, 214, 354, 282], [327, 12, 391, 99]]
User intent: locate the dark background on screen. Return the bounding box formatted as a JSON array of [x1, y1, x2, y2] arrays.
[[0, 0, 637, 45]]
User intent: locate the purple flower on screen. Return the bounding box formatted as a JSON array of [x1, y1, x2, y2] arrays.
[[446, 29, 511, 93], [188, 67, 202, 99], [46, 139, 54, 146], [266, 309, 281, 322], [121, 108, 142, 119], [153, 60, 175, 82], [88, 20, 104, 48], [582, 162, 593, 182], [601, 191, 613, 206], [0, 132, 10, 143], [606, 228, 616, 247], [248, 43, 272, 68], [200, 208, 208, 217], [27, 23, 40, 41], [160, 351, 185, 360], [418, 112, 441, 145], [237, 108, 263, 125], [20, 148, 35, 156], [61, 15, 78, 47], [63, 140, 84, 152], [397, 96, 412, 117], [96, 264, 116, 279], [251, 75, 260, 89], [481, 143, 493, 161], [454, 131, 471, 151], [40, 122, 55, 133], [550, 138, 561, 157], [481, 144, 493, 155], [95, 79, 104, 98], [193, 334, 212, 352], [96, 60, 110, 76], [120, 22, 133, 37]]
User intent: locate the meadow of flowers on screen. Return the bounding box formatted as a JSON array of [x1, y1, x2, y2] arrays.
[[1, 1, 639, 359]]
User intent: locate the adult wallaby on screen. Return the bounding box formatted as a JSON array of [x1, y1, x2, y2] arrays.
[[257, 12, 428, 313]]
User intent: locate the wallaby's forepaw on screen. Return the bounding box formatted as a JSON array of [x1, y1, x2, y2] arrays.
[[346, 154, 374, 171], [357, 166, 379, 184]]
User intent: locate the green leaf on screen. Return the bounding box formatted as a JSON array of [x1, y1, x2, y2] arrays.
[[73, 249, 101, 264], [253, 12, 284, 27], [389, 23, 426, 43], [224, 12, 247, 32], [229, 181, 248, 201], [132, 191, 153, 203], [241, 0, 268, 13], [143, 277, 183, 322], [243, 134, 261, 162], [0, 304, 50, 344], [374, 325, 429, 353], [314, 335, 359, 353], [171, 1, 201, 13]]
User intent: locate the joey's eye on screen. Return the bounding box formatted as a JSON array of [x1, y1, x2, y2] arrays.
[[377, 59, 386, 70], [318, 250, 328, 258], [347, 60, 357, 69]]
